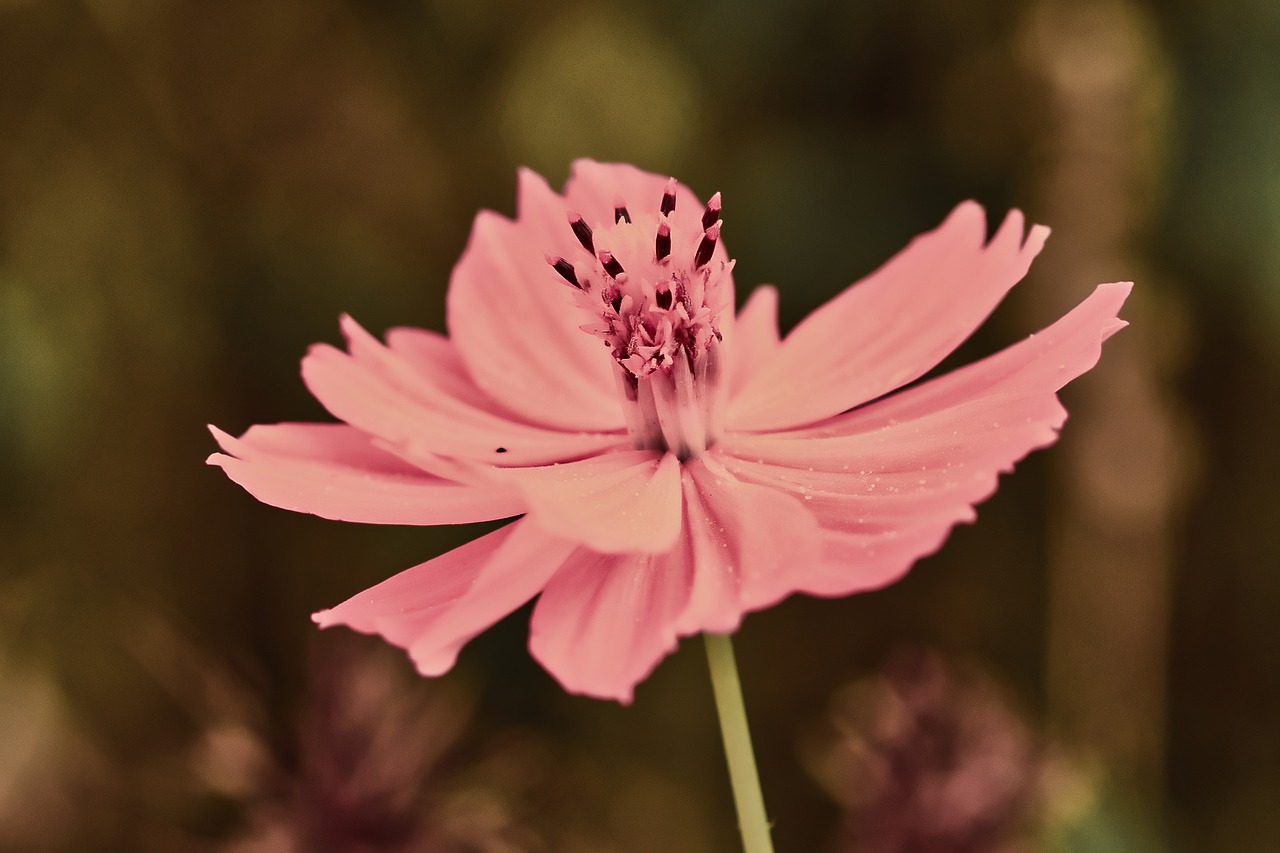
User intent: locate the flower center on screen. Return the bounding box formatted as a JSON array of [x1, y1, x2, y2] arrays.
[[546, 180, 734, 459]]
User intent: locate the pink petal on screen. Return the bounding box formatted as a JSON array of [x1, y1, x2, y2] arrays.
[[382, 324, 504, 412], [499, 450, 684, 553], [719, 282, 1132, 597], [678, 456, 823, 630], [300, 316, 623, 467], [314, 519, 576, 677], [563, 160, 711, 233], [767, 281, 1131, 438], [727, 285, 781, 399], [212, 421, 422, 473], [728, 203, 1050, 432], [802, 525, 959, 597], [208, 424, 525, 524], [444, 171, 625, 432], [528, 545, 693, 703], [563, 160, 734, 295], [525, 454, 825, 703]]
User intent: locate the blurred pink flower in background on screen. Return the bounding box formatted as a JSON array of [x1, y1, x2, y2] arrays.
[[209, 160, 1130, 703], [804, 649, 1047, 853], [229, 645, 548, 853]]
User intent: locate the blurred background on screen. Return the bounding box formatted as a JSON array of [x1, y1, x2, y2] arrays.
[[1, 0, 1276, 850]]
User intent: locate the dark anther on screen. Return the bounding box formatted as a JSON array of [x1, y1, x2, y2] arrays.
[[605, 285, 623, 313], [702, 192, 722, 230], [615, 205, 631, 224], [694, 221, 721, 269], [547, 255, 580, 288], [655, 285, 673, 310], [599, 251, 625, 279], [655, 221, 671, 261], [660, 178, 677, 215], [495, 447, 508, 453], [568, 213, 595, 253]]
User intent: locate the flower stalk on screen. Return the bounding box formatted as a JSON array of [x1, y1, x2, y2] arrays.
[[705, 633, 775, 853]]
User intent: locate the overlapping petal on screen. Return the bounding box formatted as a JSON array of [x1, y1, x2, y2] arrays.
[[445, 172, 626, 432], [526, 457, 825, 702], [718, 282, 1131, 597], [381, 324, 506, 412], [728, 203, 1049, 432], [207, 423, 524, 524], [314, 519, 577, 677], [727, 285, 781, 398], [301, 315, 623, 467], [679, 457, 823, 626], [500, 450, 683, 553], [529, 544, 693, 703]]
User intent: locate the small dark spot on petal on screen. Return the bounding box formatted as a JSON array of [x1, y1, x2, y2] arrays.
[[495, 447, 508, 453]]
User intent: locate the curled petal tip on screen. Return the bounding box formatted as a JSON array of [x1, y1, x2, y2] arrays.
[[1024, 222, 1051, 251], [338, 313, 374, 346], [207, 424, 240, 455]]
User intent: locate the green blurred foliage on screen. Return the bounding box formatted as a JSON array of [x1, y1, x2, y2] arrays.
[[1, 0, 1277, 850]]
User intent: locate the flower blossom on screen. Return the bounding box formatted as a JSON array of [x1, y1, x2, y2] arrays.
[[209, 161, 1130, 703]]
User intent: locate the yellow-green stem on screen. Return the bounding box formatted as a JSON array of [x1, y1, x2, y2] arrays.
[[704, 633, 775, 853]]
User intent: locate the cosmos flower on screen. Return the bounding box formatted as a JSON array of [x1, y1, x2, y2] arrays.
[[208, 160, 1130, 703]]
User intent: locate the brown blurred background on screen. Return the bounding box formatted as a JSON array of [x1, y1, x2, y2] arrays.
[[1, 0, 1276, 850]]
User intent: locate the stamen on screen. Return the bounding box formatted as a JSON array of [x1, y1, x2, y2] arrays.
[[543, 181, 733, 460], [655, 283, 673, 310], [655, 221, 672, 262], [702, 192, 722, 230], [545, 254, 580, 288], [568, 213, 595, 253], [694, 220, 721, 269], [599, 250, 625, 279], [660, 178, 677, 215], [604, 284, 623, 313]]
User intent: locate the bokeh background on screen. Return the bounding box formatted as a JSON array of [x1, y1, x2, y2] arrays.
[[1, 0, 1276, 850]]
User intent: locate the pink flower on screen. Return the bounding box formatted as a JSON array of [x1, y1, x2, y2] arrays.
[[208, 161, 1130, 703]]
